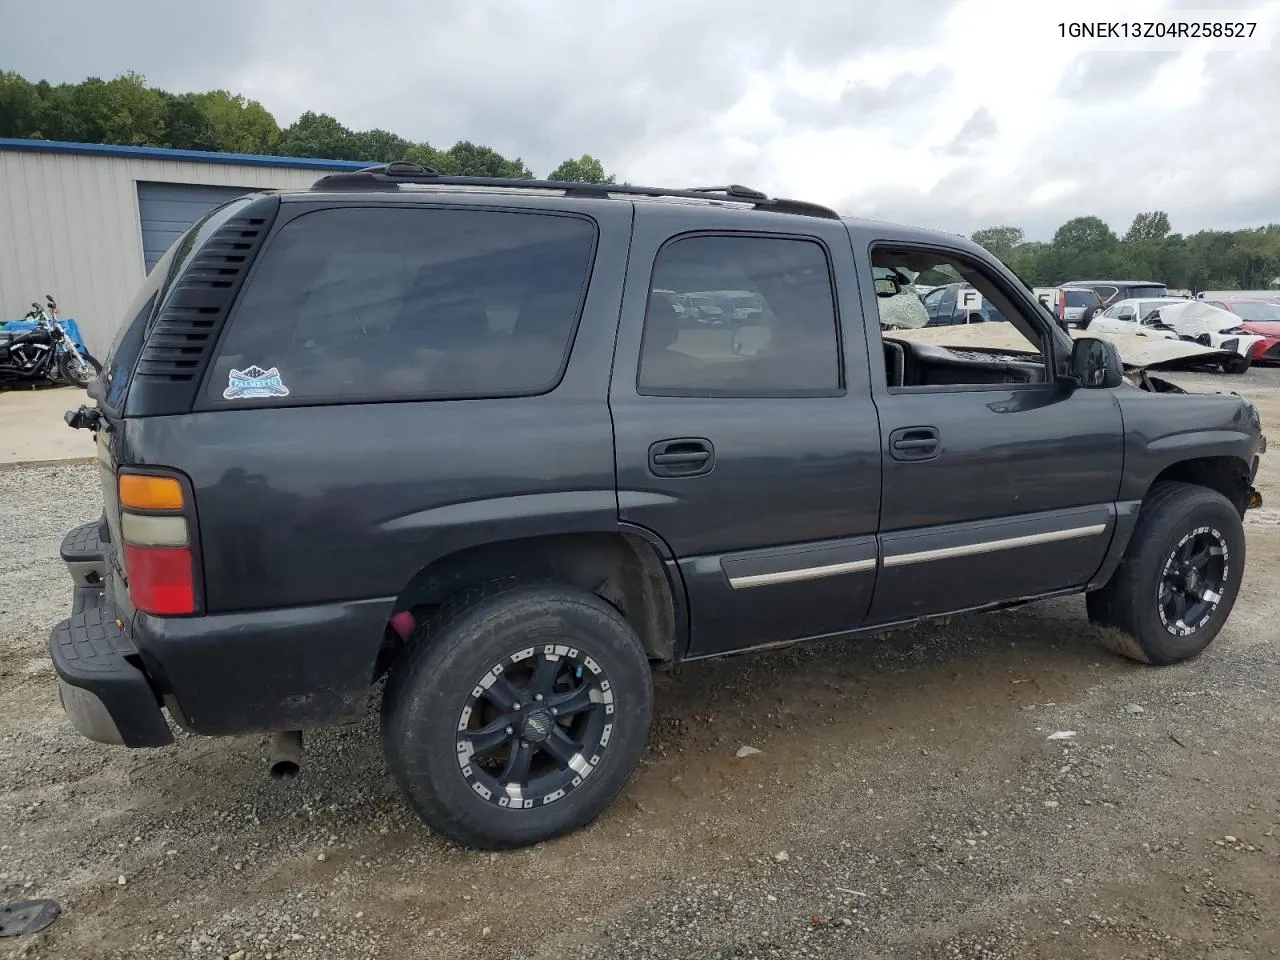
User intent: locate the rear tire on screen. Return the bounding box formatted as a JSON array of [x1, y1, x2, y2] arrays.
[[1086, 482, 1245, 665], [381, 582, 653, 850]]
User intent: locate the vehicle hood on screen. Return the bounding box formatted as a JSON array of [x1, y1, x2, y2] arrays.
[[1240, 320, 1280, 337], [1150, 301, 1246, 336], [888, 322, 1243, 371]]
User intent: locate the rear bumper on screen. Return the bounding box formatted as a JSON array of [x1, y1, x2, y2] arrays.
[[50, 522, 393, 744], [60, 517, 109, 588], [50, 583, 174, 747], [51, 521, 172, 746]]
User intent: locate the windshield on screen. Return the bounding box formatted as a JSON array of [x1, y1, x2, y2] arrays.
[[1228, 301, 1280, 322]]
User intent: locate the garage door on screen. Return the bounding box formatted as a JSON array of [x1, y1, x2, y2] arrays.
[[136, 182, 255, 272]]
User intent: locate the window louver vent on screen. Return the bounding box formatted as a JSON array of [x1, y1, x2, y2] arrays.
[[135, 216, 268, 382]]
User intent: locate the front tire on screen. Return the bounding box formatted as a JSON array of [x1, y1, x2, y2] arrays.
[[57, 351, 100, 387], [1223, 353, 1251, 375], [381, 582, 654, 850], [1086, 482, 1245, 664]]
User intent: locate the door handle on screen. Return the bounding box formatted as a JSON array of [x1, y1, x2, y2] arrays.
[[653, 451, 710, 465], [649, 438, 715, 477], [889, 426, 940, 461]]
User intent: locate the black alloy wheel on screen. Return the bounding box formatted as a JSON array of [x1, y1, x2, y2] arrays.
[[381, 581, 653, 849], [1156, 525, 1229, 637], [457, 644, 614, 810], [1086, 482, 1245, 665]]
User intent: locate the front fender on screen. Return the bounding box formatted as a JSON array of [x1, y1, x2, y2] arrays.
[[1115, 387, 1262, 503]]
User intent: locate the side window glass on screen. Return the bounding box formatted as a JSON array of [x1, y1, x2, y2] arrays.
[[870, 246, 1049, 390], [637, 235, 841, 396], [205, 208, 596, 405]]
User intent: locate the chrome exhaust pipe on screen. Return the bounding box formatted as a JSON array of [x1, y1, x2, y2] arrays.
[[268, 730, 302, 780]]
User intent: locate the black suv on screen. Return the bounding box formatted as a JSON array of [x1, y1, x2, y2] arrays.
[[52, 164, 1265, 850], [1060, 280, 1169, 309]]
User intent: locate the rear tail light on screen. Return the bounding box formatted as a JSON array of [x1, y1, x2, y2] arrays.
[[119, 474, 185, 510], [117, 469, 199, 616], [122, 544, 195, 615]]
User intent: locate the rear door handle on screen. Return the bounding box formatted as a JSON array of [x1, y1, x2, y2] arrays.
[[889, 426, 941, 461], [649, 438, 715, 477]]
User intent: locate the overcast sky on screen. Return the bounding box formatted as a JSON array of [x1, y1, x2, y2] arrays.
[[2, 0, 1278, 240]]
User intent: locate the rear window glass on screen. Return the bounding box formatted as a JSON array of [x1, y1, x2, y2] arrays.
[[205, 207, 596, 405], [1063, 289, 1099, 307]]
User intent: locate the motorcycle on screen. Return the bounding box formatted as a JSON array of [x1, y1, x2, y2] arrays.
[[0, 294, 102, 389]]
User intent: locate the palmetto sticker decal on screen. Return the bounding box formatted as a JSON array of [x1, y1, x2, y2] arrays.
[[223, 365, 290, 400]]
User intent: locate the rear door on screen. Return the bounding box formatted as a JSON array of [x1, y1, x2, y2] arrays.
[[609, 206, 881, 659]]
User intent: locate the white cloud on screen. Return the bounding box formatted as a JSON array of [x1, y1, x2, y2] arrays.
[[2, 0, 1279, 238]]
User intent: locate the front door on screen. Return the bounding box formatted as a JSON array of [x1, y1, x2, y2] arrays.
[[852, 232, 1126, 624], [609, 208, 882, 659]]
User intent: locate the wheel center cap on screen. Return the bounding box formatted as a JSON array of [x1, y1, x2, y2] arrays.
[[1185, 567, 1199, 591], [521, 708, 555, 743]]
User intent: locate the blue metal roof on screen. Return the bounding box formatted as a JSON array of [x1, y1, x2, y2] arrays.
[[0, 138, 371, 170]]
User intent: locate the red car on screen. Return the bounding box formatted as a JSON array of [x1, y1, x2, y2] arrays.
[[1207, 298, 1280, 363]]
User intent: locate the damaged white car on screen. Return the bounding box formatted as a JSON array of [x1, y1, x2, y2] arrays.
[[889, 321, 1252, 390], [1087, 298, 1261, 373]]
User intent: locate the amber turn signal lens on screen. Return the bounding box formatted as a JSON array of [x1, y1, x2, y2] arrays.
[[118, 474, 185, 511]]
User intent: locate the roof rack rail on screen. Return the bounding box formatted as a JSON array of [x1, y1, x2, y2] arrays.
[[310, 163, 840, 220]]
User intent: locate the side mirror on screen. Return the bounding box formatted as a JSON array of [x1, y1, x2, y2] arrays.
[[1071, 337, 1124, 389], [874, 276, 903, 298]]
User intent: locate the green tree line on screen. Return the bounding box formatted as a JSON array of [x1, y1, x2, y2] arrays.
[[0, 71, 617, 183], [6, 71, 1275, 290], [972, 213, 1280, 293]]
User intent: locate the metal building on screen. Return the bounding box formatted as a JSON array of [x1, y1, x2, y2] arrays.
[[0, 138, 368, 355]]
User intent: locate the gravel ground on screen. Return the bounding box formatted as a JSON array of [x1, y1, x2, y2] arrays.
[[2, 370, 1279, 960]]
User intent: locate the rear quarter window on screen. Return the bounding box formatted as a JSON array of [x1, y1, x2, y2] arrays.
[[101, 197, 259, 413], [203, 206, 597, 405]]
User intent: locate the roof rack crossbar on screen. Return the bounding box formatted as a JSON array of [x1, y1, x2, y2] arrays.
[[310, 163, 840, 219]]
